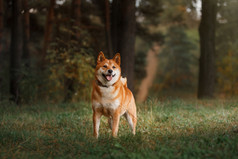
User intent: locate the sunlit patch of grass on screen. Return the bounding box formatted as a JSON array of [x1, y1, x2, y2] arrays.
[[0, 99, 238, 158]]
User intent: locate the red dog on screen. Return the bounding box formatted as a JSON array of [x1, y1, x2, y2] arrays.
[[92, 52, 137, 138]]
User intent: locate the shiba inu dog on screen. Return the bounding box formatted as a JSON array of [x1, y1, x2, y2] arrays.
[[92, 51, 137, 138]]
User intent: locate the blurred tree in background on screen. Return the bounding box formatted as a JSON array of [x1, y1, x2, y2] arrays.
[[151, 0, 198, 95], [0, 0, 3, 100], [216, 0, 238, 97], [159, 26, 196, 89], [0, 0, 3, 58], [110, 0, 136, 91], [198, 0, 217, 99], [134, 0, 164, 92], [10, 0, 22, 104]]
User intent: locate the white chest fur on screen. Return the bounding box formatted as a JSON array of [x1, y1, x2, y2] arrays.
[[93, 86, 120, 110]]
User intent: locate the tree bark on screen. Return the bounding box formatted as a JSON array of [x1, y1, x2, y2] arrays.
[[111, 0, 121, 53], [91, 0, 113, 58], [42, 0, 55, 63], [111, 0, 136, 91], [10, 0, 22, 104], [0, 0, 3, 57], [22, 0, 30, 67], [0, 0, 3, 92], [198, 0, 217, 99], [104, 0, 113, 58]]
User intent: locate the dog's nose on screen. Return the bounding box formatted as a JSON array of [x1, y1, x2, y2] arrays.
[[108, 69, 113, 74]]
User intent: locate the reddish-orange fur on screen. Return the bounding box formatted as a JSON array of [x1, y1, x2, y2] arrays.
[[92, 52, 137, 138]]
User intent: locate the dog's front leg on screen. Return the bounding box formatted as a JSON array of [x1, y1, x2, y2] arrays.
[[112, 111, 120, 137], [93, 110, 102, 139]]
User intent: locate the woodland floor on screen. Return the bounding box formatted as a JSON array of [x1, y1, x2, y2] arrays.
[[0, 99, 238, 159]]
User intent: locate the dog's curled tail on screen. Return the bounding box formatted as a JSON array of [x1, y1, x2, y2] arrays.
[[121, 77, 127, 87]]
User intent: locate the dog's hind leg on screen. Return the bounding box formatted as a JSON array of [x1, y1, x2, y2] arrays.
[[124, 111, 136, 135]]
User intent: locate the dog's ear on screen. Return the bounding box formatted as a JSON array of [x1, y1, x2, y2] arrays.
[[97, 51, 106, 64], [113, 53, 121, 66]]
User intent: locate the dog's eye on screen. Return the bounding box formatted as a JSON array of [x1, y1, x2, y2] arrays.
[[103, 65, 107, 68], [112, 66, 116, 69]]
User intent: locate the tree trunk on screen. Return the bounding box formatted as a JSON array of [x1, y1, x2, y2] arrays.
[[10, 0, 22, 104], [22, 0, 30, 67], [104, 0, 113, 58], [64, 0, 81, 102], [111, 0, 121, 53], [91, 0, 113, 58], [0, 0, 3, 93], [111, 0, 136, 91], [198, 0, 217, 99], [120, 0, 136, 91], [71, 0, 81, 39], [42, 0, 55, 64], [0, 0, 3, 57]]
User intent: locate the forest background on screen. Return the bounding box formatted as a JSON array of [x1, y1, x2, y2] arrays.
[[0, 0, 237, 104]]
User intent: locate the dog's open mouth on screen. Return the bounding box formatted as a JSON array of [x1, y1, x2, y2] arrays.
[[103, 74, 116, 81]]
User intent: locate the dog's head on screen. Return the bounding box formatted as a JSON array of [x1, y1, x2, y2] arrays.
[[95, 51, 121, 87]]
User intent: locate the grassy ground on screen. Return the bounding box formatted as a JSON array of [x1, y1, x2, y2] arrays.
[[0, 99, 238, 159]]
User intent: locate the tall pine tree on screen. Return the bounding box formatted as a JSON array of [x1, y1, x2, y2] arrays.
[[198, 0, 217, 98], [10, 0, 22, 104]]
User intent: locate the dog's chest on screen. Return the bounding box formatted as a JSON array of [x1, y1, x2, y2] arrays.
[[93, 86, 120, 110]]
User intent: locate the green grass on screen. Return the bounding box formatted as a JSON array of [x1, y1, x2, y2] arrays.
[[0, 99, 238, 159]]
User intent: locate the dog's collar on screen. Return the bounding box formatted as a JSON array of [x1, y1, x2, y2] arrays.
[[96, 80, 109, 88]]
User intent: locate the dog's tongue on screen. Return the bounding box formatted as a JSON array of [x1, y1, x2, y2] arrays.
[[106, 75, 112, 81]]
